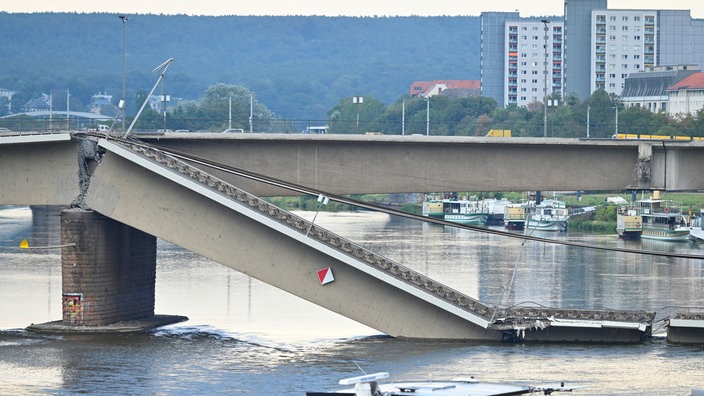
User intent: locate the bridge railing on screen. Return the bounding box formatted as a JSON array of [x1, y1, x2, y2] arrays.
[[116, 139, 655, 328]]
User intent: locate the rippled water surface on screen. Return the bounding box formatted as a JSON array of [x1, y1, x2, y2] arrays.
[[1, 207, 703, 394]]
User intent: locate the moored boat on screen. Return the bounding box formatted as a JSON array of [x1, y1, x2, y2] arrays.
[[635, 194, 690, 241], [306, 371, 582, 396], [616, 206, 642, 239], [422, 197, 489, 226], [525, 199, 568, 232], [689, 209, 704, 241], [503, 203, 526, 230]]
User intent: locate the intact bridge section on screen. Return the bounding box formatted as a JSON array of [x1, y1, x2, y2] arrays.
[[75, 138, 653, 342]]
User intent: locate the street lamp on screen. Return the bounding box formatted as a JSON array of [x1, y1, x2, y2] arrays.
[[613, 106, 619, 136], [586, 105, 590, 139], [426, 96, 430, 136], [541, 19, 550, 138], [119, 15, 127, 133]]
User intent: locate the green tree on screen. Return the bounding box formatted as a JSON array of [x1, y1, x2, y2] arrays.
[[327, 96, 386, 134]]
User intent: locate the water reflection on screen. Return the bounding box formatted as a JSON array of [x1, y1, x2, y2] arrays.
[[2, 207, 704, 394]]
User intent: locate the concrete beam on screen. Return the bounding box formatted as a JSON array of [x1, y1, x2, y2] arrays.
[[0, 134, 80, 205], [139, 134, 704, 195]]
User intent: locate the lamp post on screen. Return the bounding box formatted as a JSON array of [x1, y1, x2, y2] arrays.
[[541, 19, 550, 138], [586, 105, 590, 139], [119, 15, 127, 133], [613, 106, 619, 136], [426, 96, 430, 136]]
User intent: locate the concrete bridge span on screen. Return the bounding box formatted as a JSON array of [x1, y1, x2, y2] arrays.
[[0, 133, 678, 342], [78, 138, 651, 342], [139, 133, 704, 196]]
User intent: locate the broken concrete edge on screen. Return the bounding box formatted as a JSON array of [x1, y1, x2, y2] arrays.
[[25, 314, 188, 334]]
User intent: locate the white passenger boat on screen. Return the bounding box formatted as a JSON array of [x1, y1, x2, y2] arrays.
[[635, 195, 690, 241], [422, 198, 489, 225], [306, 371, 582, 396], [525, 199, 568, 232]]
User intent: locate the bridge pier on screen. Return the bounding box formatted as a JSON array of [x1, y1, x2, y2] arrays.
[[28, 208, 186, 333]]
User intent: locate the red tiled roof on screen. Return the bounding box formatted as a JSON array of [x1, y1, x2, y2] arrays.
[[667, 72, 704, 91], [410, 80, 480, 96]]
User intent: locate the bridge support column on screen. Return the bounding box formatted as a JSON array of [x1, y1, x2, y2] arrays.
[[60, 208, 157, 326]]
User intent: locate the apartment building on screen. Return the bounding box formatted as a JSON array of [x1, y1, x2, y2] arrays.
[[483, 1, 704, 107], [505, 20, 564, 107]]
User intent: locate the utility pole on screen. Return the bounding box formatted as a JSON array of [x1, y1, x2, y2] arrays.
[[541, 19, 550, 138], [119, 15, 127, 133]]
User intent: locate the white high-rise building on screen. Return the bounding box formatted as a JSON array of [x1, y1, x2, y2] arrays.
[[591, 10, 657, 96], [505, 20, 564, 107]]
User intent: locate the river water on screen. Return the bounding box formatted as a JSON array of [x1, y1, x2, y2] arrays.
[[1, 206, 703, 395]]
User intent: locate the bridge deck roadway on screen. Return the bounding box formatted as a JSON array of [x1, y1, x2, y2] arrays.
[[83, 138, 653, 342], [138, 133, 704, 195]]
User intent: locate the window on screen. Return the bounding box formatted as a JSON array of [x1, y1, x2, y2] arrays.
[[635, 64, 640, 69], [634, 35, 640, 40], [634, 54, 640, 59], [609, 35, 616, 40], [610, 25, 616, 31], [622, 54, 628, 59], [621, 73, 628, 78], [622, 26, 628, 31], [531, 79, 538, 83], [609, 73, 616, 78], [610, 16, 616, 21], [634, 16, 641, 21], [622, 16, 629, 21], [622, 64, 628, 69]]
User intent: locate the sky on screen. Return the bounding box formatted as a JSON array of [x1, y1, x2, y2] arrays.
[[1, 0, 703, 18]]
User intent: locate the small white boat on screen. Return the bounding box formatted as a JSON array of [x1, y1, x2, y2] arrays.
[[525, 199, 568, 232], [689, 209, 704, 241], [307, 371, 582, 396]]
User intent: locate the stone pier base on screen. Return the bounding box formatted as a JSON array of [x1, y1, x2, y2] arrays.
[[28, 208, 187, 333]]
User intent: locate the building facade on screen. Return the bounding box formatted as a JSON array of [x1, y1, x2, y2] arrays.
[[483, 1, 704, 107], [564, 0, 608, 101], [505, 20, 564, 107], [667, 72, 704, 116], [621, 65, 699, 112], [480, 12, 520, 106]]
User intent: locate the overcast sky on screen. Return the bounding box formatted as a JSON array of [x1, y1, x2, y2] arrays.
[[1, 0, 703, 18]]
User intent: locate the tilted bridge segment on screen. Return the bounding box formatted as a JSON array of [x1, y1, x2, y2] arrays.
[[2, 132, 693, 342], [82, 137, 653, 342]]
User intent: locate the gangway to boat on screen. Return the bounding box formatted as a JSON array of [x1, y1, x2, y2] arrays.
[[83, 137, 654, 343]]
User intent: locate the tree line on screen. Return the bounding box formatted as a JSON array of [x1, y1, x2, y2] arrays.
[[3, 83, 703, 138]]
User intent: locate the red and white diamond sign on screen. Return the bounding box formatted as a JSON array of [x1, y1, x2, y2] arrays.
[[317, 267, 335, 285]]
